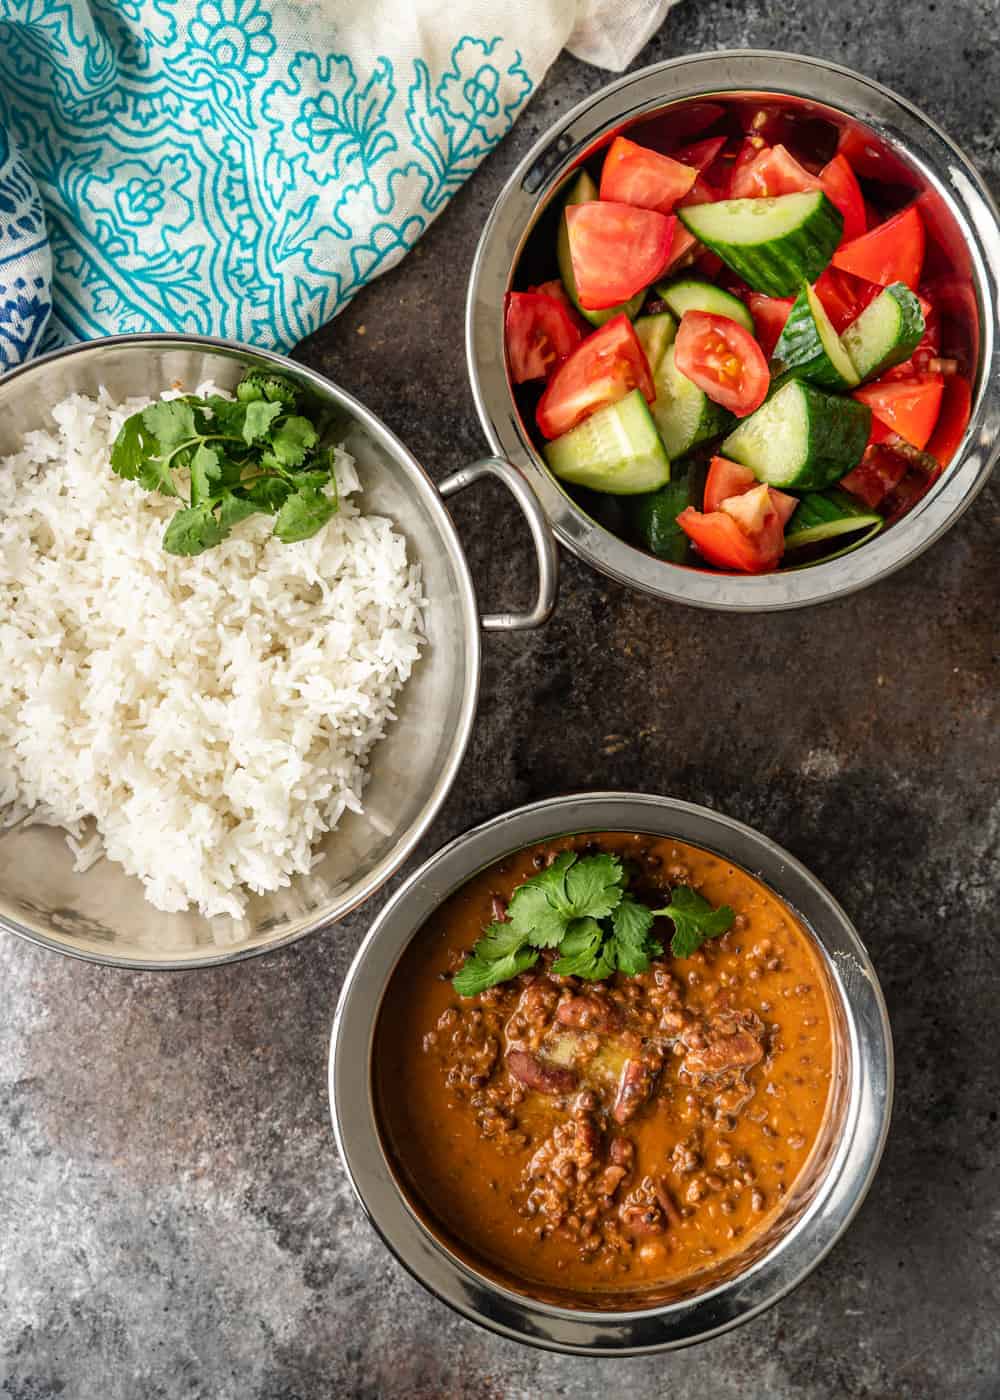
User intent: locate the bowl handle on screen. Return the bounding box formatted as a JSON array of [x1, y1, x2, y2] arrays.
[[438, 457, 559, 630]]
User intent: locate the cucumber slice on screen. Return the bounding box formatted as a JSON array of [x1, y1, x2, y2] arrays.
[[842, 282, 925, 382], [784, 487, 884, 549], [634, 311, 677, 374], [624, 470, 697, 562], [679, 192, 843, 297], [655, 277, 754, 333], [651, 344, 734, 459], [722, 380, 871, 489], [557, 171, 645, 327], [773, 282, 859, 389], [544, 389, 670, 495]]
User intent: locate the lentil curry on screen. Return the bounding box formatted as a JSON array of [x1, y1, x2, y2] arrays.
[[375, 833, 837, 1304]]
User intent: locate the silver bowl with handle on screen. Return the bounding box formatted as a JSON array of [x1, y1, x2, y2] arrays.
[[330, 791, 893, 1354], [0, 334, 558, 968], [466, 50, 1000, 610]]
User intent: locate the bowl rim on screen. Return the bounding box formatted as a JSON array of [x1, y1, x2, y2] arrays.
[[465, 49, 1000, 612], [329, 790, 894, 1354], [0, 332, 483, 970]]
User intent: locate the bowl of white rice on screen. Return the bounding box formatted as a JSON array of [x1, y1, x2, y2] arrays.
[[0, 334, 557, 967]]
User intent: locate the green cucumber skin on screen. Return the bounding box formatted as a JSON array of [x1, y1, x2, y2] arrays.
[[842, 282, 925, 382], [723, 382, 872, 490], [656, 278, 754, 333], [625, 473, 697, 562], [772, 284, 858, 389], [557, 171, 645, 327], [680, 194, 843, 297], [784, 487, 884, 547]]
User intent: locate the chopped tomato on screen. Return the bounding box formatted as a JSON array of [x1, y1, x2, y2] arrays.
[[565, 202, 676, 310], [704, 456, 756, 512], [729, 144, 821, 199], [881, 294, 940, 380], [670, 136, 727, 173], [678, 174, 720, 208], [720, 137, 766, 197], [832, 205, 925, 290], [840, 444, 909, 508], [813, 266, 880, 334], [705, 455, 797, 526], [819, 154, 867, 242], [883, 464, 943, 525], [926, 375, 973, 466], [535, 315, 654, 440], [504, 291, 583, 384], [674, 311, 770, 417], [599, 136, 697, 214], [659, 174, 721, 274], [677, 496, 785, 573], [693, 250, 725, 280], [747, 293, 795, 358], [853, 374, 944, 450]]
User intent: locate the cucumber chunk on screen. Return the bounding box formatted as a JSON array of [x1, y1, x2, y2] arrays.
[[557, 171, 645, 327], [722, 380, 871, 489], [651, 344, 734, 460], [842, 281, 925, 382], [655, 277, 754, 333], [784, 487, 884, 548], [624, 470, 698, 562], [634, 311, 678, 374], [679, 192, 843, 297], [773, 282, 859, 389], [544, 389, 671, 495]]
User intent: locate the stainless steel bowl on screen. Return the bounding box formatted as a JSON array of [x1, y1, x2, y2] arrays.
[[330, 791, 893, 1354], [0, 334, 558, 968], [466, 50, 1000, 611]]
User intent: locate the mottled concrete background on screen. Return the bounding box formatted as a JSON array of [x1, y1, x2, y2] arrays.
[[3, 2, 998, 1397]]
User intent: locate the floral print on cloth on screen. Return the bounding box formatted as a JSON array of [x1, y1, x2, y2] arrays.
[[0, 0, 673, 368]]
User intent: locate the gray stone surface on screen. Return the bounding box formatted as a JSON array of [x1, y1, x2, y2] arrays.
[[3, 4, 999, 1397]]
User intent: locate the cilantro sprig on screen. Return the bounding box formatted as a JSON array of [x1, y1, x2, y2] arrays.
[[110, 369, 339, 556], [451, 850, 734, 997]]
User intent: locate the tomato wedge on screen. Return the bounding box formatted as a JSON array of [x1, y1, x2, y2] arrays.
[[504, 291, 583, 384], [677, 495, 785, 574], [661, 174, 721, 274], [832, 205, 925, 290], [853, 374, 944, 450], [819, 154, 867, 243], [729, 144, 821, 199], [704, 456, 757, 511], [670, 136, 727, 173], [565, 202, 676, 311], [747, 293, 795, 358], [723, 137, 766, 197], [841, 444, 909, 508], [881, 295, 940, 380], [674, 311, 770, 417], [813, 266, 880, 334], [704, 455, 797, 525], [926, 374, 973, 466], [535, 315, 654, 440], [599, 136, 697, 214]]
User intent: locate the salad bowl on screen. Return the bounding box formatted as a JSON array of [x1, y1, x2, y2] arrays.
[[466, 50, 1000, 610]]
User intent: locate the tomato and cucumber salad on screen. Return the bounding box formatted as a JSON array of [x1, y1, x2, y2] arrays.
[[505, 106, 976, 576]]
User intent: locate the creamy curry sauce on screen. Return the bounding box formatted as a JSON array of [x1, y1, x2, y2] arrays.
[[376, 833, 837, 1303]]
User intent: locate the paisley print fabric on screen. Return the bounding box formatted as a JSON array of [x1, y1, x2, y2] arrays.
[[0, 0, 672, 368]]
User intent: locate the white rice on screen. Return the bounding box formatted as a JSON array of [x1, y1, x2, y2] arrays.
[[0, 385, 425, 917]]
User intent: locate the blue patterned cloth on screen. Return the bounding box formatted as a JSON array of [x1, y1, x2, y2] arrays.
[[0, 0, 671, 370]]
